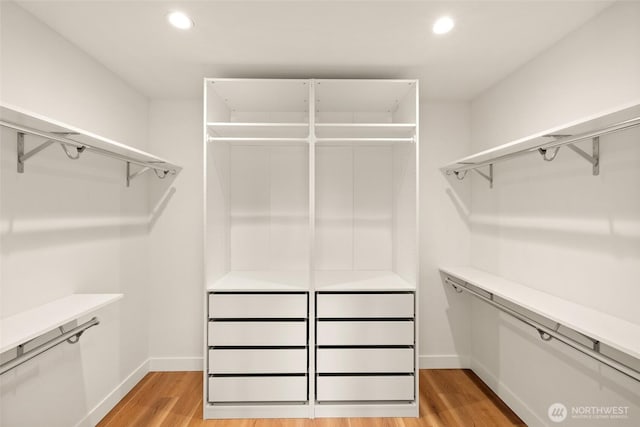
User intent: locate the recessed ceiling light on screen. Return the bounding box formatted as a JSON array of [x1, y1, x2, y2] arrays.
[[433, 16, 454, 35], [167, 11, 194, 30]]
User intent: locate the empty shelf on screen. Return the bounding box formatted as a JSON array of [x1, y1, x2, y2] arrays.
[[207, 122, 309, 138], [314, 270, 415, 291], [0, 104, 181, 176], [440, 266, 640, 360], [0, 293, 123, 354], [314, 123, 416, 138], [442, 100, 640, 174], [208, 271, 310, 291]]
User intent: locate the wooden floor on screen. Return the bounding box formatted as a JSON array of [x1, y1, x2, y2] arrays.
[[97, 370, 525, 427]]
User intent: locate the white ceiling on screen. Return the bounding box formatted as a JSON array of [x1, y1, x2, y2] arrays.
[[17, 1, 612, 100]]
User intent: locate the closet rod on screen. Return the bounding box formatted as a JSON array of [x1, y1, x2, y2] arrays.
[[448, 115, 640, 173], [0, 120, 176, 175], [0, 317, 99, 375], [444, 277, 640, 383]]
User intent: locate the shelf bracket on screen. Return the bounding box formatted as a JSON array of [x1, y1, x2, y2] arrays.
[[126, 162, 173, 187], [17, 132, 86, 173], [126, 162, 150, 187], [473, 164, 493, 189], [567, 136, 599, 176]]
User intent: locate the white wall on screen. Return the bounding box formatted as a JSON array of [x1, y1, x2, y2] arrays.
[[467, 3, 640, 426], [147, 99, 204, 370], [419, 102, 472, 368], [0, 3, 151, 426]]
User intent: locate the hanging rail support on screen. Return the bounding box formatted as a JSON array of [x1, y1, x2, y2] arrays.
[[0, 317, 100, 376], [17, 133, 56, 173], [126, 162, 151, 187], [473, 164, 494, 189], [566, 136, 600, 176]]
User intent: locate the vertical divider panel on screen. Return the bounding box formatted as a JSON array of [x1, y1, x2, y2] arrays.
[[308, 79, 316, 414]]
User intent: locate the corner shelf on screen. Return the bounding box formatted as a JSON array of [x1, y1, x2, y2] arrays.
[[0, 104, 182, 187], [0, 293, 123, 354], [440, 266, 640, 381], [442, 101, 640, 187]]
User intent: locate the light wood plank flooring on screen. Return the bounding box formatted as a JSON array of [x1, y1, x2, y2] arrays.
[[97, 370, 525, 427]]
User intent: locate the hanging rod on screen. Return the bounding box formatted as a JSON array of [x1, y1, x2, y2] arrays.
[[444, 276, 640, 383], [446, 115, 640, 176], [0, 317, 99, 375], [0, 119, 177, 184]]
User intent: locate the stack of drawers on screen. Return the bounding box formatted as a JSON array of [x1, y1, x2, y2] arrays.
[[207, 292, 309, 403], [315, 292, 415, 402]]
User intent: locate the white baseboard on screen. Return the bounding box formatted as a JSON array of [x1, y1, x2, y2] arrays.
[[149, 356, 203, 371], [419, 354, 470, 369], [471, 359, 546, 427], [74, 358, 150, 427]]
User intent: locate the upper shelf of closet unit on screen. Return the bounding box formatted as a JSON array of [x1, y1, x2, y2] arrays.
[[440, 266, 640, 360], [0, 104, 181, 174], [0, 293, 123, 354], [205, 79, 417, 143], [442, 100, 640, 173]]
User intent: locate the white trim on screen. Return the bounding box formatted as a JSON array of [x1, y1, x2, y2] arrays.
[[149, 356, 203, 372], [419, 354, 470, 369], [74, 358, 150, 427], [314, 402, 418, 418], [471, 359, 546, 427], [204, 403, 312, 419]]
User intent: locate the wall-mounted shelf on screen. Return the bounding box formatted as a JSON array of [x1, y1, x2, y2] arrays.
[[440, 266, 640, 382], [0, 293, 123, 354], [0, 104, 182, 187], [442, 101, 640, 187]]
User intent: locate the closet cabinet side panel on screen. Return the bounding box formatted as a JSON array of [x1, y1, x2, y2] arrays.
[[353, 146, 393, 270], [315, 146, 354, 270], [393, 142, 417, 284], [206, 142, 230, 282]]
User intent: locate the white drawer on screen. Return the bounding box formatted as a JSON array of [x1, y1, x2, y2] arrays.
[[316, 321, 413, 346], [316, 293, 413, 318], [208, 376, 307, 402], [316, 375, 414, 401], [209, 293, 307, 318], [317, 348, 413, 373], [208, 321, 306, 346], [209, 349, 307, 374]]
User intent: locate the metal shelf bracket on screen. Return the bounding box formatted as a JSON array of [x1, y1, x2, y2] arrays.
[[17, 131, 86, 173], [567, 136, 600, 176], [473, 164, 493, 189], [126, 162, 173, 187]]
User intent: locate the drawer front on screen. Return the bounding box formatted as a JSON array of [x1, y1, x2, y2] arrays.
[[208, 321, 306, 346], [316, 321, 413, 346], [317, 348, 413, 373], [209, 293, 307, 318], [209, 349, 307, 374], [316, 293, 414, 318], [208, 376, 307, 402], [316, 375, 414, 401]]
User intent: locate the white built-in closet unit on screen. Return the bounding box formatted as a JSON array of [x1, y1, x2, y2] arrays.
[[204, 78, 418, 419]]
